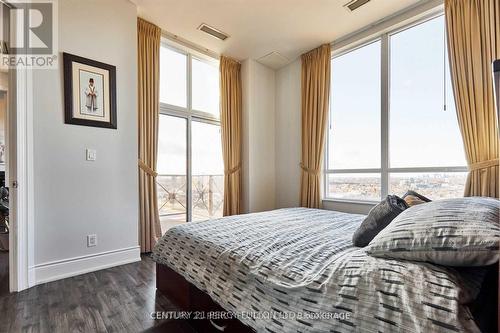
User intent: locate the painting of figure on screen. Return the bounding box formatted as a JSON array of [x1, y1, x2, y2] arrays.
[[63, 53, 116, 129], [79, 71, 104, 117]]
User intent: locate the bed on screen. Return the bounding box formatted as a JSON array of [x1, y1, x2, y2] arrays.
[[152, 208, 489, 332]]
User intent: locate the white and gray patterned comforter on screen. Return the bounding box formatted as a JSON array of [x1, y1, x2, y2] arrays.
[[152, 208, 484, 333]]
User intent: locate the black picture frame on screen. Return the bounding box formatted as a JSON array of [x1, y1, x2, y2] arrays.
[[63, 52, 117, 129]]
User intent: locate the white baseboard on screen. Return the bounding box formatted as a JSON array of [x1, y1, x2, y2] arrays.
[[28, 266, 36, 288], [34, 246, 141, 285]]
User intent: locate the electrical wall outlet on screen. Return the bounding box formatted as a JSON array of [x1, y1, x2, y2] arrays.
[[86, 149, 97, 161], [87, 234, 97, 247]]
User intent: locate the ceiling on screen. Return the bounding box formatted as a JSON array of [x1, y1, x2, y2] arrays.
[[134, 0, 424, 68]]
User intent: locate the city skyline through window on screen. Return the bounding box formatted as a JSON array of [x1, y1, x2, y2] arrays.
[[326, 15, 467, 202]]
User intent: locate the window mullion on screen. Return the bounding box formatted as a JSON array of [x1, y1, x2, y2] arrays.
[[323, 104, 331, 200], [380, 33, 390, 199], [186, 54, 193, 222], [186, 115, 193, 222]]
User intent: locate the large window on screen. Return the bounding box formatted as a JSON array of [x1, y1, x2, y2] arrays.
[[325, 15, 467, 202], [157, 43, 223, 233]]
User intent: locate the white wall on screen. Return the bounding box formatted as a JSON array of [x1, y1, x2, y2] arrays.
[[0, 72, 7, 148], [32, 0, 139, 284], [242, 59, 276, 213], [0, 92, 5, 145], [275, 60, 301, 208]]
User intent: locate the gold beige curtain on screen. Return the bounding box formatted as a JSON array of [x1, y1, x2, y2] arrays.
[[138, 18, 161, 252], [445, 0, 499, 198], [300, 44, 331, 208], [220, 56, 242, 216]]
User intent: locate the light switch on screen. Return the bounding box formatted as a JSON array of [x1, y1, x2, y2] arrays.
[[86, 149, 97, 161], [87, 234, 97, 247]]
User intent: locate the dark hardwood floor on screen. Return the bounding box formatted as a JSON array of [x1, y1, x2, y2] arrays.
[[0, 255, 197, 333], [0, 251, 8, 297]]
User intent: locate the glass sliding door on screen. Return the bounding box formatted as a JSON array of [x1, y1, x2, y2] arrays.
[[157, 114, 187, 231], [191, 120, 224, 221], [158, 42, 222, 234]]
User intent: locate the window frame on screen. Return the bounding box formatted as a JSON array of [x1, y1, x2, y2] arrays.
[[324, 12, 468, 204], [159, 40, 221, 222]]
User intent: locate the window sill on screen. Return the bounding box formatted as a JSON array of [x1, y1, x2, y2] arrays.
[[322, 198, 379, 206]]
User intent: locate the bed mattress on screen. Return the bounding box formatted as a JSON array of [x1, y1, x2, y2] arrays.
[[152, 208, 484, 333]]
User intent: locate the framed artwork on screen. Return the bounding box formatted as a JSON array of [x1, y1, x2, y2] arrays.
[[63, 52, 117, 129]]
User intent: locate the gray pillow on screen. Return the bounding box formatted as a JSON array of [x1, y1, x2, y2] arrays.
[[365, 197, 500, 266], [352, 195, 408, 247]]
